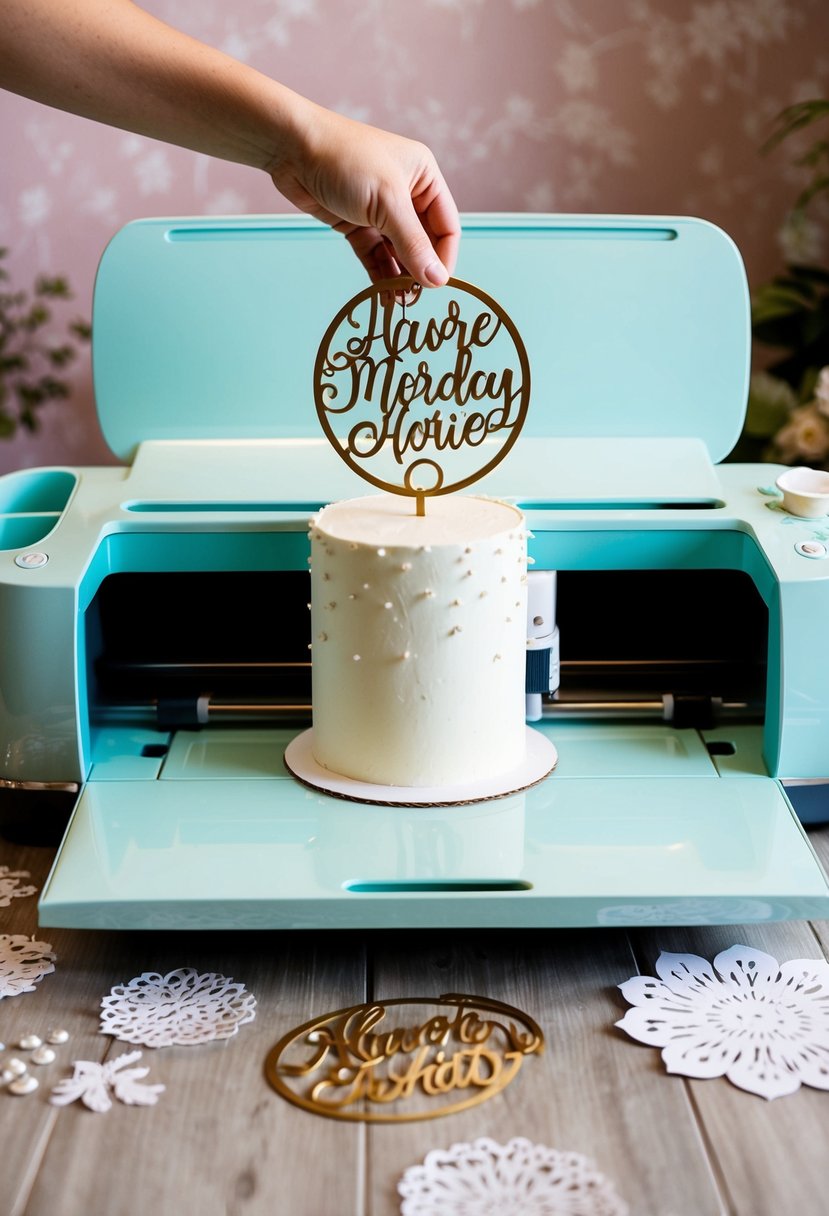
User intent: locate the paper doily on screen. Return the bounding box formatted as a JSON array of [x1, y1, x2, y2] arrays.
[[50, 1051, 164, 1113], [616, 944, 829, 1100], [0, 934, 56, 999], [398, 1137, 629, 1215], [99, 967, 257, 1047], [0, 866, 37, 907]]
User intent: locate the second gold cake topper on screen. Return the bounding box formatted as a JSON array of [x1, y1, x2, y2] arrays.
[[313, 276, 530, 514]]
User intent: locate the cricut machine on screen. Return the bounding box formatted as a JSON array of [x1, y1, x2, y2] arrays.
[[2, 213, 829, 929]]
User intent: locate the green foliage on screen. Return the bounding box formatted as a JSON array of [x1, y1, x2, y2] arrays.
[[0, 249, 91, 439], [752, 100, 829, 401]]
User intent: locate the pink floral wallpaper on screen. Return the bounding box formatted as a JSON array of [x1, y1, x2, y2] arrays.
[[2, 0, 828, 472]]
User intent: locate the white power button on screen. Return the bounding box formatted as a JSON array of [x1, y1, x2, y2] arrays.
[[795, 540, 828, 559], [14, 551, 49, 569]]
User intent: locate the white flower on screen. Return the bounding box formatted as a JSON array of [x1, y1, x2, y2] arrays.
[[771, 403, 829, 466], [19, 186, 51, 227], [735, 0, 792, 44], [399, 1137, 629, 1215], [0, 934, 56, 999], [133, 149, 173, 196], [556, 43, 598, 93], [686, 2, 742, 65], [100, 967, 256, 1047], [778, 210, 825, 265], [813, 366, 829, 418], [50, 1051, 164, 1113], [0, 866, 37, 907], [616, 945, 829, 1099]]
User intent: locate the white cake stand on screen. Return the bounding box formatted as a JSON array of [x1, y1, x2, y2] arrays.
[[284, 727, 557, 807]]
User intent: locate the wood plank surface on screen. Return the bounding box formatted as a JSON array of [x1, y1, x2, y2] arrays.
[[2, 831, 828, 1216]]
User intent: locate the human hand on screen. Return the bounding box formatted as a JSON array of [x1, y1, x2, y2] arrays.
[[270, 104, 460, 288]]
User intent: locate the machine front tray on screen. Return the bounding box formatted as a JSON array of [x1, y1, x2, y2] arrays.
[[39, 727, 829, 929]]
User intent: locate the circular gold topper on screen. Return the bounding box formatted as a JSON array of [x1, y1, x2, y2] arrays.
[[313, 276, 530, 514]]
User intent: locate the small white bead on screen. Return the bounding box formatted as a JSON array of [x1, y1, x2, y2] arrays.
[[18, 1035, 41, 1051], [8, 1075, 38, 1096], [400, 562, 412, 571], [348, 593, 356, 600], [353, 654, 361, 662], [318, 632, 328, 642], [377, 547, 386, 557], [402, 650, 411, 660], [362, 582, 370, 590], [5, 1058, 28, 1078], [30, 1046, 56, 1066], [46, 1028, 69, 1046], [383, 601, 393, 610]]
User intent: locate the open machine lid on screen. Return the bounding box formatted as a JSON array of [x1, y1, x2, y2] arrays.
[[92, 213, 750, 464]]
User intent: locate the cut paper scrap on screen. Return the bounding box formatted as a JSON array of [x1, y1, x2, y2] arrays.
[[616, 944, 829, 1100], [0, 866, 37, 907], [50, 1051, 164, 1113], [99, 967, 256, 1047], [398, 1137, 629, 1216], [0, 934, 56, 999]]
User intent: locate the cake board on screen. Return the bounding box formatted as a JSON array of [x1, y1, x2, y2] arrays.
[[284, 726, 558, 807]]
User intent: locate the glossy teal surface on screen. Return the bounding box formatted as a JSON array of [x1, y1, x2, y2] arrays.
[[92, 214, 749, 462], [39, 768, 829, 929]]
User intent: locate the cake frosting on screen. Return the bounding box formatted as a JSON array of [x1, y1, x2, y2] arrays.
[[309, 493, 528, 787]]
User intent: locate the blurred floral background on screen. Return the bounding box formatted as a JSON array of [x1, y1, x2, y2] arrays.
[[1, 0, 829, 472]]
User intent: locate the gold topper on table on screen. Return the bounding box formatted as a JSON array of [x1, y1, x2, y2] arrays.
[[313, 277, 531, 515], [264, 993, 544, 1123]]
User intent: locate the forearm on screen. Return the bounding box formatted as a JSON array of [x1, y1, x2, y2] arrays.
[[0, 0, 311, 171]]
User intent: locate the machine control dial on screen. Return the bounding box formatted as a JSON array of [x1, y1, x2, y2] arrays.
[[794, 540, 828, 559], [14, 551, 49, 569]]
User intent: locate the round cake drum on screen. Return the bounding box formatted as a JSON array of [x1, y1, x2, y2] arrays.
[[284, 727, 557, 807]]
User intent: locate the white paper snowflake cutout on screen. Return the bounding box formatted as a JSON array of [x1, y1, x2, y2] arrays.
[[0, 866, 37, 907], [398, 1137, 629, 1216], [99, 967, 257, 1047], [616, 944, 829, 1100], [50, 1051, 164, 1113], [0, 934, 56, 998]]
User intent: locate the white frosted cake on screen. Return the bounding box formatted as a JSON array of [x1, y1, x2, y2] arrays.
[[309, 493, 528, 788]]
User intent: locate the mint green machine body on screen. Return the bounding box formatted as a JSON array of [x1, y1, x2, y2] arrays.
[[1, 214, 828, 928]]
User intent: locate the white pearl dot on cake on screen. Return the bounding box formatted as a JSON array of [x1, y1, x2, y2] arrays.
[[353, 654, 361, 662], [8, 1075, 38, 1096], [18, 1035, 41, 1051], [30, 1046, 56, 1066], [46, 1029, 69, 1045], [362, 582, 370, 590], [318, 632, 328, 642], [400, 562, 412, 571], [377, 547, 386, 556], [348, 593, 356, 600], [383, 601, 393, 610], [5, 1058, 27, 1078]]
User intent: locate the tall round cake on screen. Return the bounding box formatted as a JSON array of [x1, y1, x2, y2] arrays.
[[309, 493, 528, 788]]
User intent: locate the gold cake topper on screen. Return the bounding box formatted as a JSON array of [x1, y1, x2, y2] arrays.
[[264, 992, 544, 1123], [314, 277, 530, 514]]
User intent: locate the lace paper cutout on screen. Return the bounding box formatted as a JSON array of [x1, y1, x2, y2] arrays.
[[99, 967, 257, 1047], [0, 934, 56, 998], [0, 866, 37, 907], [616, 944, 829, 1100], [50, 1051, 164, 1112], [398, 1137, 629, 1215]]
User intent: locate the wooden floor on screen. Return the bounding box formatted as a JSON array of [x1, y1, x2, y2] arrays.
[[1, 830, 828, 1216]]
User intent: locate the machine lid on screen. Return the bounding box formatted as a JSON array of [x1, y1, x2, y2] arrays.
[[92, 213, 750, 464]]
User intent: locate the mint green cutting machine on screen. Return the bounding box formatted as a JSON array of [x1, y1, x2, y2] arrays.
[[2, 213, 829, 929]]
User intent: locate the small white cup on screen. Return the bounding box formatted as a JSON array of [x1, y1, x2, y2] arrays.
[[775, 466, 829, 518]]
